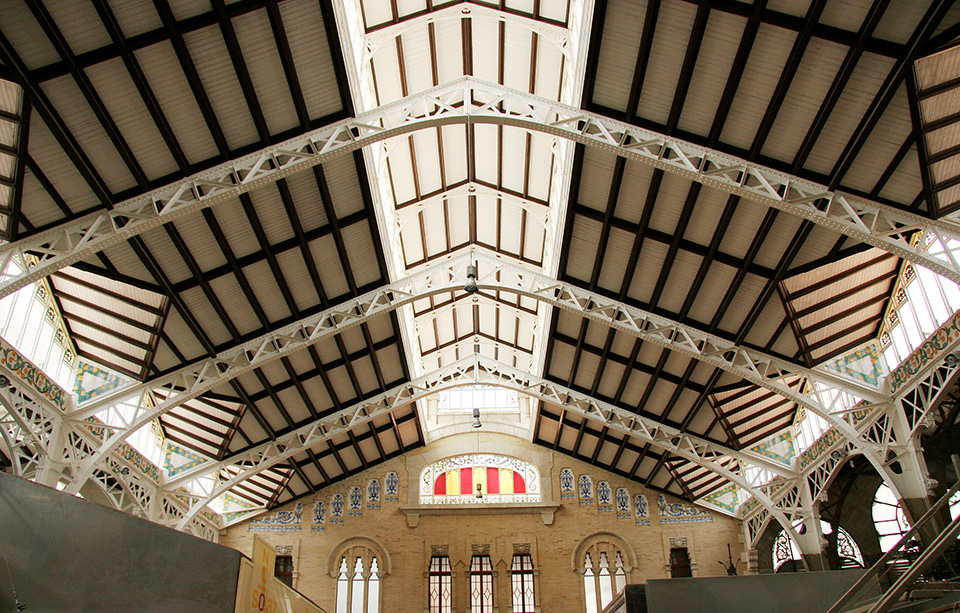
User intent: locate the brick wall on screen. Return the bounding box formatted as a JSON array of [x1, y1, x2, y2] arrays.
[[220, 434, 745, 612]]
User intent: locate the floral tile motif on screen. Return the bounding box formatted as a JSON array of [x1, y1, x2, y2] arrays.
[[249, 502, 302, 532], [367, 479, 381, 509], [634, 494, 650, 526], [559, 468, 575, 499], [348, 486, 363, 516], [330, 493, 345, 524], [657, 494, 712, 524], [385, 471, 400, 502], [616, 488, 631, 519], [578, 474, 594, 505], [312, 500, 326, 532], [597, 481, 612, 511]]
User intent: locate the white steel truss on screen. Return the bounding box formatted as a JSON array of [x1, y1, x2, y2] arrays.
[[62, 250, 893, 495], [3, 77, 960, 302], [359, 3, 573, 66], [171, 355, 801, 544], [0, 353, 220, 540]]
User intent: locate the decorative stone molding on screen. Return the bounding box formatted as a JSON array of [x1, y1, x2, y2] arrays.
[[669, 537, 687, 548], [326, 536, 392, 578], [571, 532, 638, 573], [431, 544, 449, 556], [401, 503, 560, 528], [276, 544, 294, 555], [472, 544, 490, 555], [513, 543, 531, 555]]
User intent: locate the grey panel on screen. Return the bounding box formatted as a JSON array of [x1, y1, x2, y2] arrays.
[[640, 570, 872, 613], [0, 472, 240, 612]]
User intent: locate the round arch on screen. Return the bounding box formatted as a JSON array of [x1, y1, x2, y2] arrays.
[[326, 535, 393, 579], [571, 531, 638, 573]]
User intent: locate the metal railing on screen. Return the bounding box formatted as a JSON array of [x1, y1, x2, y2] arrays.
[[828, 455, 960, 613]]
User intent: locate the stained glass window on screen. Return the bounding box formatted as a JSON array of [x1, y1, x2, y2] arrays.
[[428, 556, 452, 613], [511, 554, 535, 613], [773, 521, 864, 571], [470, 555, 494, 612], [873, 483, 913, 553], [420, 454, 540, 504]]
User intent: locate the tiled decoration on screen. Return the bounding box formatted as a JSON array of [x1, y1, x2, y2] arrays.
[[330, 494, 345, 524], [221, 493, 260, 525], [578, 474, 594, 505], [163, 442, 210, 478], [249, 502, 303, 532], [747, 430, 796, 467], [559, 468, 575, 499], [348, 486, 363, 516], [657, 494, 712, 524], [73, 359, 129, 404], [823, 342, 883, 387], [367, 479, 381, 510], [615, 488, 631, 519], [890, 311, 960, 393], [699, 484, 738, 514], [635, 494, 650, 526], [597, 481, 613, 511], [385, 471, 400, 502], [312, 500, 326, 532]]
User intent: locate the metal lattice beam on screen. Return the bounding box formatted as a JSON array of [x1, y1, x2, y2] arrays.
[[171, 355, 800, 539], [64, 250, 891, 496], [4, 77, 960, 302]]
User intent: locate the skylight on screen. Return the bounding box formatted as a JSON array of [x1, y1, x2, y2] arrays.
[[438, 385, 519, 413], [879, 239, 960, 370]]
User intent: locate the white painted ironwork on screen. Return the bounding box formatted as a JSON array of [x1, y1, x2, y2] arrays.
[[0, 348, 221, 539], [171, 355, 800, 542], [3, 78, 960, 302], [360, 3, 571, 66], [63, 250, 892, 496]]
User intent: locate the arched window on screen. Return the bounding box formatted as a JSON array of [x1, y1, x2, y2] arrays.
[[428, 555, 452, 612], [419, 454, 541, 504], [772, 521, 864, 571], [511, 554, 536, 613], [872, 483, 913, 552], [470, 555, 494, 612], [574, 533, 635, 613], [327, 538, 390, 613]]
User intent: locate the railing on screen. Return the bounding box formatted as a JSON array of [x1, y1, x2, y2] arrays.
[[828, 455, 960, 613]]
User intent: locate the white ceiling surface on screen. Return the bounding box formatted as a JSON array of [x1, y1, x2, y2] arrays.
[[2, 0, 958, 510], [339, 0, 594, 441]]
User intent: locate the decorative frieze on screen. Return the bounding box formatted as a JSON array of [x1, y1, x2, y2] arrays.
[[249, 502, 303, 532]]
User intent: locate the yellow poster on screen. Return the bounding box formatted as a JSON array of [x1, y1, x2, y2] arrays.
[[247, 534, 279, 613]]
